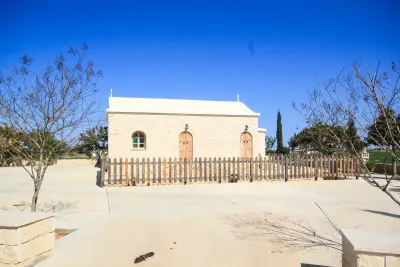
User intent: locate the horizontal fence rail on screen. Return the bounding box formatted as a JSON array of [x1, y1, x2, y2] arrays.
[[100, 155, 357, 187]]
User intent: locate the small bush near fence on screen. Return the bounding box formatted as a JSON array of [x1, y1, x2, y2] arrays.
[[100, 155, 357, 187]]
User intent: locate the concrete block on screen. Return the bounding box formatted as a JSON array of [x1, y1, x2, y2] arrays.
[[0, 232, 54, 264], [341, 228, 400, 267], [357, 254, 385, 267], [0, 250, 53, 267], [0, 211, 54, 266], [387, 256, 400, 267], [0, 217, 54, 246], [20, 217, 54, 244], [0, 228, 18, 246]]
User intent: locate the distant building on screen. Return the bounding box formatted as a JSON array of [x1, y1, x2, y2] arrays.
[[361, 147, 369, 162], [106, 96, 266, 159]]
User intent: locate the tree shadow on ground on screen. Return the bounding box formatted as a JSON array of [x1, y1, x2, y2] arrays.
[[1, 200, 78, 213], [225, 212, 342, 253], [361, 209, 400, 219]]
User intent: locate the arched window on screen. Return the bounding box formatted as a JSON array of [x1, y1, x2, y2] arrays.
[[132, 131, 146, 148]]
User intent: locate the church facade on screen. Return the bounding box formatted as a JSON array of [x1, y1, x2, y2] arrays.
[[106, 96, 266, 159]]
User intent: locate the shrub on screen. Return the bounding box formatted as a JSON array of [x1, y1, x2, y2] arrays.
[[365, 160, 375, 172]]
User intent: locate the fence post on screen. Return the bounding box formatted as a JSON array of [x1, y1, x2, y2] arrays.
[[141, 158, 145, 184], [135, 158, 139, 186], [218, 157, 222, 183], [290, 154, 294, 179], [119, 158, 123, 184], [355, 158, 359, 179], [125, 158, 129, 186], [306, 154, 310, 179], [174, 158, 177, 183], [249, 157, 253, 183], [208, 157, 212, 182], [113, 158, 117, 185], [194, 157, 198, 183], [131, 158, 134, 186], [146, 158, 151, 186], [203, 157, 208, 182], [213, 157, 217, 182], [156, 158, 160, 184], [199, 157, 203, 182], [292, 154, 299, 179], [107, 158, 111, 185], [168, 158, 172, 184], [254, 157, 258, 181], [184, 158, 187, 185], [271, 155, 275, 179], [151, 158, 155, 184], [228, 157, 237, 182], [178, 158, 182, 183], [241, 158, 245, 180], [314, 156, 318, 181], [100, 159, 105, 187], [227, 157, 231, 182], [163, 158, 167, 184], [236, 157, 240, 181], [284, 155, 288, 181], [189, 159, 193, 183], [335, 156, 339, 180]]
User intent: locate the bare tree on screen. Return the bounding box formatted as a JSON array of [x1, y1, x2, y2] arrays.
[[0, 44, 102, 211], [293, 61, 400, 205]]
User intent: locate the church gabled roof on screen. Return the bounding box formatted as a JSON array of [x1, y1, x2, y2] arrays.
[[107, 97, 260, 117]]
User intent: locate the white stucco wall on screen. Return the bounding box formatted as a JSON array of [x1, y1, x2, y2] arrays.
[[107, 112, 264, 159], [257, 129, 266, 157]]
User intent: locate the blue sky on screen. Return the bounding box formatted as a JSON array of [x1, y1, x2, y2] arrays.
[[1, 0, 399, 145]]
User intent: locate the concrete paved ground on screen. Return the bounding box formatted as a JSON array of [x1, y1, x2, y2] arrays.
[[0, 161, 399, 267]]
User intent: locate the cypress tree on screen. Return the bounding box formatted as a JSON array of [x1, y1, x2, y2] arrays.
[[276, 110, 284, 154]]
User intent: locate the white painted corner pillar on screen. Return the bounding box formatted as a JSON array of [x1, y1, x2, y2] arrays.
[[0, 211, 55, 267], [340, 228, 400, 267]]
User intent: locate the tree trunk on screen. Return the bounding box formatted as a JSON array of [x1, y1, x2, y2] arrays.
[[392, 146, 397, 176], [31, 186, 40, 212]]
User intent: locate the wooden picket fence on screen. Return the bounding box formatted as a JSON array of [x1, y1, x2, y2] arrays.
[[100, 155, 357, 187]]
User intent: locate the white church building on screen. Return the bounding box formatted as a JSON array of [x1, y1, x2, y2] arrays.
[[106, 95, 266, 159]]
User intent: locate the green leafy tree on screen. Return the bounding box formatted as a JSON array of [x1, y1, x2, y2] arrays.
[[345, 118, 366, 155], [288, 123, 365, 155], [276, 110, 284, 154], [366, 109, 400, 174], [265, 136, 276, 149], [75, 125, 108, 160], [0, 125, 23, 166], [23, 130, 66, 163]]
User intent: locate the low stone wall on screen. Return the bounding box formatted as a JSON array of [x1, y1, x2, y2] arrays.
[[55, 159, 96, 165], [341, 228, 400, 267], [373, 163, 400, 175], [0, 211, 54, 267]]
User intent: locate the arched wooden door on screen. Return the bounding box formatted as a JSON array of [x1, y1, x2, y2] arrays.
[[179, 132, 193, 159], [240, 132, 253, 158]]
